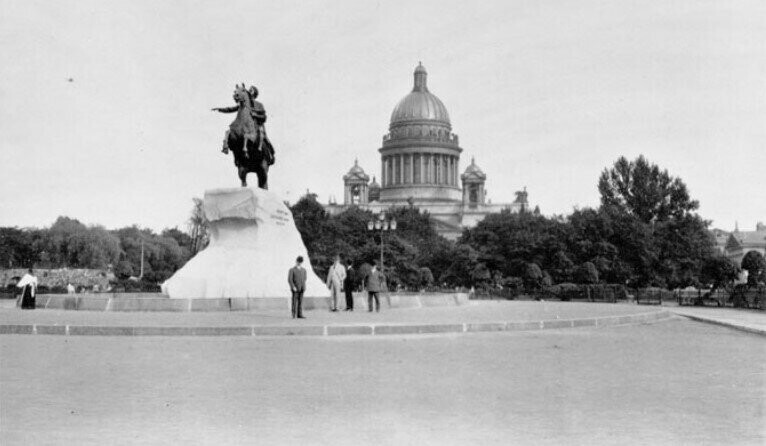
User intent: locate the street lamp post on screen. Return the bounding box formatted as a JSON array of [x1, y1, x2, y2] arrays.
[[367, 212, 397, 269]]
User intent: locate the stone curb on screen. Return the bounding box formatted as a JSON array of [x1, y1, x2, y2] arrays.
[[32, 292, 471, 312], [0, 310, 672, 337], [675, 314, 766, 337]]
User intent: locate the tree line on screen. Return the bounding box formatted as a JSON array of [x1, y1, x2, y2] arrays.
[[0, 215, 202, 283], [292, 156, 748, 291], [0, 156, 755, 291]]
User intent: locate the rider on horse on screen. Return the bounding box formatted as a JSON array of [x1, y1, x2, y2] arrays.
[[211, 84, 276, 188], [212, 85, 275, 165]]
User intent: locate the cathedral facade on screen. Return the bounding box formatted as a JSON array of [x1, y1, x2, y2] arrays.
[[325, 63, 532, 240]]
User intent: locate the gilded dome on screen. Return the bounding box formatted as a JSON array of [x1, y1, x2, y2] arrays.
[[389, 63, 451, 127]]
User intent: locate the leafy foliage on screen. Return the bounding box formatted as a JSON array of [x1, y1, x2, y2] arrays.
[[598, 155, 699, 223], [701, 255, 740, 290], [575, 261, 600, 284], [741, 251, 766, 285], [290, 195, 459, 289], [0, 216, 194, 283]]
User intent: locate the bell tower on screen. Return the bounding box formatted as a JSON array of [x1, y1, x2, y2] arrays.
[[461, 158, 487, 208], [343, 159, 370, 205]]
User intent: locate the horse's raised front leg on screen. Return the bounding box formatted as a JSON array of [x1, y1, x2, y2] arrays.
[[238, 166, 248, 187], [257, 160, 269, 190]]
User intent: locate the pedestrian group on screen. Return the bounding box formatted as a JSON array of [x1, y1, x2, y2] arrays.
[[288, 255, 386, 319]]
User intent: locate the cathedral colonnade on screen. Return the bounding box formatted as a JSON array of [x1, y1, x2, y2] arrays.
[[381, 153, 460, 187]]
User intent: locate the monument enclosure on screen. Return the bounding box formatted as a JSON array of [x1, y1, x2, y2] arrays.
[[162, 187, 326, 299]]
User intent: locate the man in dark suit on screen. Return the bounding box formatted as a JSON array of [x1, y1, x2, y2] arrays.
[[363, 261, 385, 312], [343, 260, 355, 311], [288, 256, 307, 319]]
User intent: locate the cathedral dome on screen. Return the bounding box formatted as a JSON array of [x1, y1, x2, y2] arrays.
[[389, 63, 451, 128]]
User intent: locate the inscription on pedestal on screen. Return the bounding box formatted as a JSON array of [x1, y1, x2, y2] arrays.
[[269, 209, 291, 226]]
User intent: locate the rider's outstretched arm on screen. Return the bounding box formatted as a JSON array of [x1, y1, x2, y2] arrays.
[[212, 106, 238, 113]]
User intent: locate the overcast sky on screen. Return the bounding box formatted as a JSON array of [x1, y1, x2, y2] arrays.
[[1, 0, 764, 232]]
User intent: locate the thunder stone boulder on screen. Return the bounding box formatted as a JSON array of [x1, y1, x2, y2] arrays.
[[162, 187, 326, 299]]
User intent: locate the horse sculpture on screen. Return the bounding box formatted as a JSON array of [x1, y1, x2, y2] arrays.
[[213, 84, 273, 189]]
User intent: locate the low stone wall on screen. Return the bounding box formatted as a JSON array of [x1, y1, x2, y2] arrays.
[[32, 292, 470, 312], [1, 268, 111, 290]]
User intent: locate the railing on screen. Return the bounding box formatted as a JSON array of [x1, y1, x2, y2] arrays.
[[676, 289, 729, 307], [731, 287, 764, 310]]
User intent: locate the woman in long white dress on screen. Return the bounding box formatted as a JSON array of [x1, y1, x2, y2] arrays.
[[16, 268, 38, 310]]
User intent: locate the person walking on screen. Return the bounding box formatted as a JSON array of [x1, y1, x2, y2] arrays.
[[364, 262, 385, 312], [16, 268, 38, 310], [288, 256, 307, 319], [326, 255, 346, 312], [343, 260, 355, 311]]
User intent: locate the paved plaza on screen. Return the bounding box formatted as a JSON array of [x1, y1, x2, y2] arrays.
[[1, 310, 764, 445]]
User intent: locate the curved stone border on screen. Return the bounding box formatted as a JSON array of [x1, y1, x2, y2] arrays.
[[31, 293, 470, 312], [675, 313, 766, 337], [0, 310, 673, 337]]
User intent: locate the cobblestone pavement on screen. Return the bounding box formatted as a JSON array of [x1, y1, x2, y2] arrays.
[[0, 301, 656, 327], [1, 318, 763, 445]]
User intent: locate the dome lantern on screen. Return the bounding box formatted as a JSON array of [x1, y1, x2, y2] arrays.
[[413, 61, 428, 92]]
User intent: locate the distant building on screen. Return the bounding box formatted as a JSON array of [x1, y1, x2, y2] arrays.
[[713, 222, 766, 265], [325, 63, 533, 240]]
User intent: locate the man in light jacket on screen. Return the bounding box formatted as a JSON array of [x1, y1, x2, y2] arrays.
[[326, 255, 346, 312]]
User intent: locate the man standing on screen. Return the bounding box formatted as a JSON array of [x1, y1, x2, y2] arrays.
[[288, 256, 307, 319], [364, 262, 385, 313], [326, 255, 346, 312], [343, 260, 355, 311]]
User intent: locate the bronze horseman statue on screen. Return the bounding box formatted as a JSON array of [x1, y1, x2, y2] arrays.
[[212, 84, 276, 189]]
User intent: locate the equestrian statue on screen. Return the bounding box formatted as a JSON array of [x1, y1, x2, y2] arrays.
[[212, 84, 276, 188]]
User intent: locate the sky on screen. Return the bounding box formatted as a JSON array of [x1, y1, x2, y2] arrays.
[[1, 0, 764, 233]]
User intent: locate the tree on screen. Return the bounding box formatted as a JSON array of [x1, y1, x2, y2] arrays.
[[461, 210, 571, 278], [523, 263, 543, 291], [550, 251, 574, 283], [598, 155, 699, 224], [0, 227, 37, 268], [741, 251, 766, 286], [575, 262, 599, 284], [470, 262, 492, 288], [418, 267, 434, 289], [701, 256, 740, 291], [653, 214, 714, 288], [188, 198, 209, 255], [436, 243, 481, 287], [115, 260, 134, 279]]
